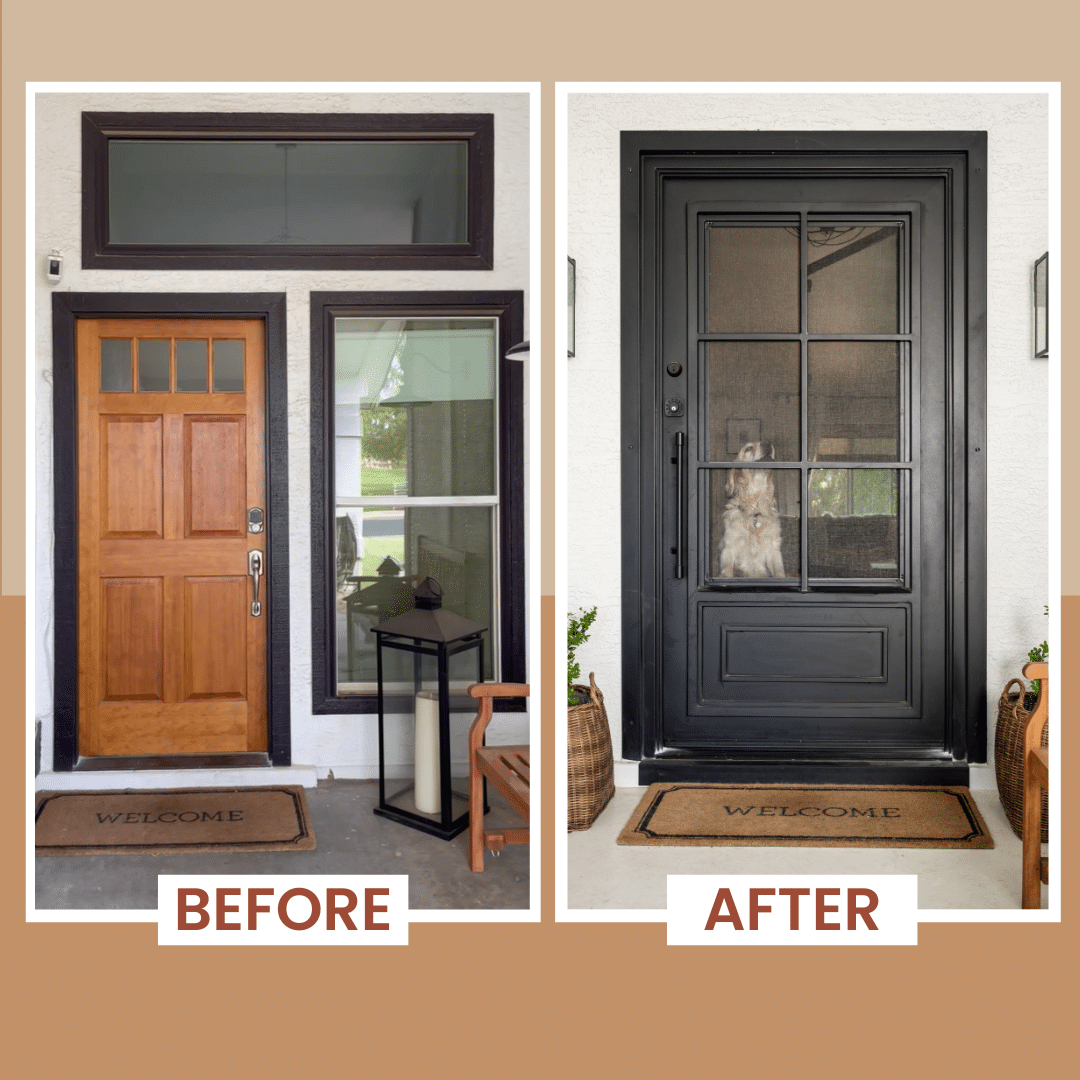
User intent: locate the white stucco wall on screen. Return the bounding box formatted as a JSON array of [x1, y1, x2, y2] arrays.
[[566, 91, 1049, 785], [34, 90, 531, 785]]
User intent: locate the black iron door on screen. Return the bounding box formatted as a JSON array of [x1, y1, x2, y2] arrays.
[[622, 135, 986, 784]]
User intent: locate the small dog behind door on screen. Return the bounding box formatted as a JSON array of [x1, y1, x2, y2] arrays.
[[717, 441, 785, 578]]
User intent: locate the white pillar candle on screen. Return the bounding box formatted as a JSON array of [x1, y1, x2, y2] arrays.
[[414, 690, 441, 814]]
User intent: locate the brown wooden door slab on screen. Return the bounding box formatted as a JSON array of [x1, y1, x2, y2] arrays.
[[77, 318, 268, 756]]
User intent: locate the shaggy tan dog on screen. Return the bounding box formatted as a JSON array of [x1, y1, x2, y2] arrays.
[[717, 441, 785, 578]]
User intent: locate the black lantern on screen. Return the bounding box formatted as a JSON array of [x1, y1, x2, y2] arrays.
[[372, 577, 486, 839]]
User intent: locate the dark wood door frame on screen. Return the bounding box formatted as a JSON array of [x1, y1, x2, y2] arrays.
[[51, 292, 292, 771], [620, 131, 987, 785]]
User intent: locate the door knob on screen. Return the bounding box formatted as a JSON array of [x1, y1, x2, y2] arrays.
[[248, 550, 263, 616]]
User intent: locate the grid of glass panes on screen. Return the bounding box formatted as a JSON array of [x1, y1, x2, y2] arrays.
[[703, 217, 908, 586], [332, 316, 499, 692], [99, 337, 245, 393]]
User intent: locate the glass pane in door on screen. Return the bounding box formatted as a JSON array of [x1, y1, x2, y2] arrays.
[[212, 340, 245, 392], [136, 339, 170, 392], [808, 469, 900, 578], [100, 339, 133, 392], [706, 342, 801, 463], [808, 342, 902, 462], [708, 468, 800, 580], [175, 340, 209, 392], [707, 226, 800, 333], [807, 224, 900, 334]]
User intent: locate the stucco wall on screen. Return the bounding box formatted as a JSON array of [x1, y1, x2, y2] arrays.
[[34, 90, 531, 781], [566, 91, 1049, 784]]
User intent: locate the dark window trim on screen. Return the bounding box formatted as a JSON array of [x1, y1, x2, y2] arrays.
[[82, 112, 494, 271], [620, 129, 987, 767], [310, 291, 526, 715], [51, 292, 292, 770]]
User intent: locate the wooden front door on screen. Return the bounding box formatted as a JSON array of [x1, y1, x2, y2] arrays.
[[76, 317, 268, 757]]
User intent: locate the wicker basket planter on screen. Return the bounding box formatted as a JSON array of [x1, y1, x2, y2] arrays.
[[994, 678, 1048, 843], [567, 673, 615, 831]]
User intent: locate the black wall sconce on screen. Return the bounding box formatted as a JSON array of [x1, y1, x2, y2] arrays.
[[568, 257, 576, 358], [1034, 252, 1048, 358]]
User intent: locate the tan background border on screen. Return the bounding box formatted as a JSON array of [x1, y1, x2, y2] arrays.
[[3, 1, 1075, 1074]]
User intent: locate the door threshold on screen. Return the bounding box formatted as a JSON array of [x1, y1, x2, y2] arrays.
[[638, 758, 970, 787], [74, 753, 273, 772]]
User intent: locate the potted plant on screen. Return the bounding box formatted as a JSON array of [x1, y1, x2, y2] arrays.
[[994, 607, 1049, 841], [1025, 608, 1049, 700], [567, 606, 614, 830], [567, 606, 597, 704]]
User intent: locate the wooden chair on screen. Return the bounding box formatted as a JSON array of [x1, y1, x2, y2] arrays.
[[467, 682, 530, 872], [1021, 661, 1050, 909]]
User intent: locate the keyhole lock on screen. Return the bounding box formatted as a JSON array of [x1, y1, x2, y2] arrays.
[[664, 398, 684, 417], [666, 361, 683, 377]]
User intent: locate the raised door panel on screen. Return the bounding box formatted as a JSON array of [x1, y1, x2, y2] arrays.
[[100, 415, 163, 538], [101, 577, 164, 701], [184, 576, 248, 700], [696, 602, 910, 709], [186, 415, 247, 537]]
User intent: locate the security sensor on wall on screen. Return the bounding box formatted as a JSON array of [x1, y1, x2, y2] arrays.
[[46, 250, 63, 285]]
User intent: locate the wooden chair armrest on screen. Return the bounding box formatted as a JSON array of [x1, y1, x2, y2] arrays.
[[467, 683, 530, 745], [1020, 662, 1049, 754], [468, 682, 530, 699]]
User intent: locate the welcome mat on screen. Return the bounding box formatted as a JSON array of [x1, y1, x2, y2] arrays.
[[35, 786, 316, 856], [618, 784, 993, 849]]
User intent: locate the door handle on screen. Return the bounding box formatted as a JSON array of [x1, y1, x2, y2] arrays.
[[248, 550, 263, 616], [673, 431, 685, 579]]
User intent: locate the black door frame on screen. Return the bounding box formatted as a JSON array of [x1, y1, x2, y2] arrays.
[[620, 131, 987, 785], [51, 292, 292, 771]]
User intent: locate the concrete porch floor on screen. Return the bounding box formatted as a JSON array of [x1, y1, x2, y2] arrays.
[[567, 785, 1049, 911], [35, 778, 530, 911]]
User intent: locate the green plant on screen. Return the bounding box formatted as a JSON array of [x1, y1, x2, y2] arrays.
[[568, 606, 598, 704], [1027, 605, 1049, 696]]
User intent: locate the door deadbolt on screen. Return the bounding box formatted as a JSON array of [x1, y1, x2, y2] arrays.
[[666, 361, 683, 377], [248, 507, 264, 534]]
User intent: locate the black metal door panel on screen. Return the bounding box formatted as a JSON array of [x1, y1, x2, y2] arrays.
[[658, 170, 947, 758], [698, 602, 910, 705]]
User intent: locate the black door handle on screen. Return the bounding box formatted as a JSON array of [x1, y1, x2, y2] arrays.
[[674, 431, 685, 579]]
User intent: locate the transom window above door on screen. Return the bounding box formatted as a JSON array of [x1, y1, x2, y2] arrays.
[[700, 214, 911, 588], [82, 112, 494, 270]]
